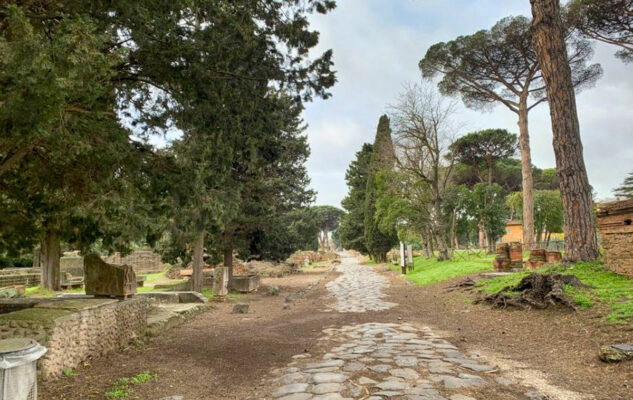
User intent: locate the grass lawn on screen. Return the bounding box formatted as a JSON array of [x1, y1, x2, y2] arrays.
[[391, 251, 495, 286], [26, 269, 188, 298], [478, 262, 633, 324]]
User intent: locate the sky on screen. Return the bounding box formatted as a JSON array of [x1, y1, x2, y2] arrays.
[[303, 0, 633, 208]]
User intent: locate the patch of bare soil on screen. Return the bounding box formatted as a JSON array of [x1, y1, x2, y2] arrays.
[[384, 269, 633, 400]]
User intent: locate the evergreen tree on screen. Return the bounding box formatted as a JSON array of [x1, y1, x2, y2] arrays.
[[420, 15, 601, 251], [567, 0, 633, 63], [340, 144, 373, 253], [614, 171, 633, 198], [312, 205, 345, 250], [364, 116, 398, 262]]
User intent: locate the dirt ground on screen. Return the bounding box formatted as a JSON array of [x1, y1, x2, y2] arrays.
[[41, 262, 633, 400]]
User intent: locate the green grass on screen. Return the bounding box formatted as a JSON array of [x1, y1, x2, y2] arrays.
[[105, 372, 157, 399], [479, 262, 633, 324], [363, 259, 377, 266], [392, 252, 495, 286], [62, 368, 76, 378], [139, 270, 168, 284]]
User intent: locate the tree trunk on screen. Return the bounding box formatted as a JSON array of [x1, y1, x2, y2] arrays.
[[487, 231, 496, 254], [517, 102, 535, 250], [223, 243, 233, 291], [478, 224, 487, 249], [530, 0, 600, 262], [191, 231, 205, 293], [423, 236, 433, 258], [40, 230, 61, 291], [433, 198, 452, 261]]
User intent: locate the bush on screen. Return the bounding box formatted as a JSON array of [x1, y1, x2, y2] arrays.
[[0, 254, 34, 269]]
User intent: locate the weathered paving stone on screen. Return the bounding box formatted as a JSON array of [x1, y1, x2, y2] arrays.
[[389, 368, 419, 380], [311, 394, 351, 400], [395, 357, 418, 367], [358, 376, 377, 385], [312, 372, 348, 384], [273, 383, 310, 398], [343, 362, 365, 372], [279, 372, 308, 384], [278, 394, 314, 400], [375, 380, 410, 391], [311, 383, 342, 394], [450, 395, 477, 400], [369, 364, 392, 373]]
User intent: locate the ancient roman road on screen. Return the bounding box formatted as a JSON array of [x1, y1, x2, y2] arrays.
[[266, 254, 551, 400], [325, 254, 397, 313]]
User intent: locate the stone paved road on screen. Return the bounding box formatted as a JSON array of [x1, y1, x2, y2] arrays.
[[267, 255, 550, 400], [325, 254, 397, 313]]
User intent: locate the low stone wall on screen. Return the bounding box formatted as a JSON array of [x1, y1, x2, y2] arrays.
[[0, 269, 40, 288], [0, 297, 147, 379]]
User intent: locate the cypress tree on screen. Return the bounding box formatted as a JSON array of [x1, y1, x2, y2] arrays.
[[364, 116, 398, 262], [340, 144, 373, 253]]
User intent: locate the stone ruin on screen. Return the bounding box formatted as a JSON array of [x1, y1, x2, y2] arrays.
[[598, 199, 633, 277], [494, 242, 563, 271], [84, 254, 137, 298], [493, 242, 523, 271]]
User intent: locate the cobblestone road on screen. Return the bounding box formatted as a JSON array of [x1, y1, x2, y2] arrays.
[[325, 254, 396, 313], [267, 256, 550, 400]]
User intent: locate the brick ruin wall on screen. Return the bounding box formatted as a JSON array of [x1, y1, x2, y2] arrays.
[[601, 233, 633, 277], [0, 297, 147, 379], [105, 250, 165, 273], [597, 199, 633, 278]]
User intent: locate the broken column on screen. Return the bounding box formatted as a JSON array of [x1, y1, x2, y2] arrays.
[[212, 266, 229, 302], [597, 199, 633, 277]]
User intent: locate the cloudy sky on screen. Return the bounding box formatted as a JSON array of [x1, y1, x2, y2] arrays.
[[303, 0, 633, 207]]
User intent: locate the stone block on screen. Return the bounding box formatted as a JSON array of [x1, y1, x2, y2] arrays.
[[84, 254, 137, 298], [232, 274, 260, 293], [232, 303, 249, 314]]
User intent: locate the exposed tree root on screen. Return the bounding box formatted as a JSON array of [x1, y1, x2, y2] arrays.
[[477, 273, 592, 311], [445, 278, 477, 292]]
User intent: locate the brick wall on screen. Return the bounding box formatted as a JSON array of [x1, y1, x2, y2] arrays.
[[601, 233, 633, 277]]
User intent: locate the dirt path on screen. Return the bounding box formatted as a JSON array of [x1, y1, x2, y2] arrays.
[[41, 255, 628, 400]]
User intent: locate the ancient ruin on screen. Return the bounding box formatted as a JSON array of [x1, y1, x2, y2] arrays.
[[84, 254, 137, 298], [597, 199, 633, 277]]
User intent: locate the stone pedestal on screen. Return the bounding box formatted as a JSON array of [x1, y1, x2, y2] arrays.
[[212, 267, 229, 302]]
